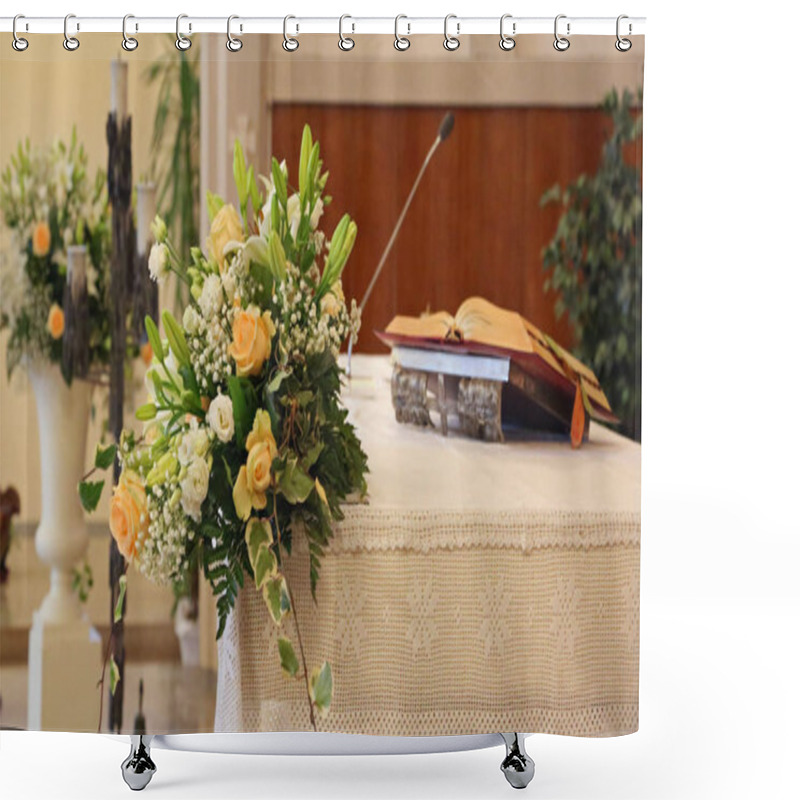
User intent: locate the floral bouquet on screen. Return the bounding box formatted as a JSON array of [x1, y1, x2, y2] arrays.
[[84, 126, 368, 723], [0, 131, 110, 380]]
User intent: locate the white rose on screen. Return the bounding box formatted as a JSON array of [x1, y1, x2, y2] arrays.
[[286, 194, 301, 237], [183, 305, 201, 335], [207, 394, 235, 443], [310, 197, 324, 230], [178, 427, 209, 467], [148, 243, 169, 283], [199, 274, 223, 317], [180, 457, 210, 523]]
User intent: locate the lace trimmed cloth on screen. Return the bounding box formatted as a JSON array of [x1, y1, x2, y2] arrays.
[[215, 355, 640, 737]]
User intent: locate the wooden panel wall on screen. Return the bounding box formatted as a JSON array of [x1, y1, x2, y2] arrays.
[[272, 105, 619, 353]]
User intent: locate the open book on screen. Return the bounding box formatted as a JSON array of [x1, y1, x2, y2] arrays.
[[378, 297, 617, 445]]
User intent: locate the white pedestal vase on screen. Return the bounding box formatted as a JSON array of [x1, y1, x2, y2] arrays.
[[26, 361, 102, 731]]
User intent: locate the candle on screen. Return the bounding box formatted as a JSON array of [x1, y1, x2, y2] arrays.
[[66, 245, 87, 301], [136, 183, 156, 257], [110, 60, 129, 121]]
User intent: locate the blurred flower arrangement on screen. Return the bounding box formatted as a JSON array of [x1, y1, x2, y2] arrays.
[[83, 126, 368, 725], [0, 131, 111, 380]]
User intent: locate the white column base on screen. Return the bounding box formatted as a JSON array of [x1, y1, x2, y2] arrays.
[[27, 610, 103, 732]]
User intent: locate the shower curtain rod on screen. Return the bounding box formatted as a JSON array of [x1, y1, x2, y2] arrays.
[[1, 16, 646, 38]]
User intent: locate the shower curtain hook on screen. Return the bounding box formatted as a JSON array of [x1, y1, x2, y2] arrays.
[[122, 14, 138, 51], [553, 14, 570, 51], [175, 14, 192, 51], [615, 14, 632, 52], [227, 15, 243, 52], [63, 14, 80, 51], [394, 15, 410, 51], [339, 15, 355, 51], [12, 15, 29, 52], [283, 15, 299, 51], [443, 14, 460, 51], [499, 14, 516, 51]]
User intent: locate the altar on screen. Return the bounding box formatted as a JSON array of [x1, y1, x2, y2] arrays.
[[213, 354, 640, 738]]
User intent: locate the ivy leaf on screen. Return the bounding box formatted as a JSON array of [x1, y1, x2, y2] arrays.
[[94, 443, 117, 471], [310, 661, 333, 717], [78, 480, 104, 513], [267, 370, 289, 393], [110, 656, 120, 696], [278, 637, 299, 678], [114, 574, 127, 623], [278, 456, 314, 505], [245, 518, 276, 590], [264, 574, 290, 625]]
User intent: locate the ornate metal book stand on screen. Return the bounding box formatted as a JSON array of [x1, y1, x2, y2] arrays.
[[119, 732, 534, 791]]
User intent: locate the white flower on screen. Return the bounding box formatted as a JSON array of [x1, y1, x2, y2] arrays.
[[207, 394, 235, 443], [178, 427, 209, 467], [148, 243, 169, 283], [180, 457, 210, 523], [199, 274, 223, 317], [287, 194, 301, 237], [310, 197, 324, 230], [183, 305, 201, 335]]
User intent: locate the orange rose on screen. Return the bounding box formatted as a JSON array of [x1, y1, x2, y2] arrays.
[[32, 221, 51, 257], [229, 307, 276, 377], [109, 470, 148, 562], [140, 341, 153, 366], [47, 304, 64, 339]]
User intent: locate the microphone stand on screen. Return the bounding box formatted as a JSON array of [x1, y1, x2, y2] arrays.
[[346, 112, 455, 378]]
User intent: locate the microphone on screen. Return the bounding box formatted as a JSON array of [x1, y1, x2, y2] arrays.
[[347, 112, 455, 377]]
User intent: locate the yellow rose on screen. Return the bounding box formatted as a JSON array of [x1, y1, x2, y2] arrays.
[[109, 470, 148, 562], [229, 307, 276, 377], [233, 410, 278, 520], [32, 221, 51, 257], [47, 304, 64, 339], [207, 203, 244, 271]]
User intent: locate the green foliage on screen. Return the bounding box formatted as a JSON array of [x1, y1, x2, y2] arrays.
[[310, 662, 333, 717], [78, 480, 105, 513], [146, 43, 200, 309], [278, 637, 299, 677], [94, 443, 117, 471], [541, 87, 643, 440]]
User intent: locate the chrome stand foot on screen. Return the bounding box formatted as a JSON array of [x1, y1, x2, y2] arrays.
[[500, 733, 535, 789], [121, 735, 156, 791]]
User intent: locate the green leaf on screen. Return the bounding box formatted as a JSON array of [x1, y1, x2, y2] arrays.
[[144, 316, 164, 363], [78, 480, 104, 513], [109, 656, 120, 696], [267, 370, 289, 393], [94, 443, 117, 471], [114, 574, 127, 623], [310, 661, 333, 716], [271, 157, 288, 208], [278, 456, 315, 505], [162, 310, 190, 366], [227, 375, 258, 449], [278, 637, 299, 677], [245, 518, 276, 589], [264, 574, 290, 625]]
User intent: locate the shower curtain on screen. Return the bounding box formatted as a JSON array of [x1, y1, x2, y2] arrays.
[[0, 27, 643, 743]]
